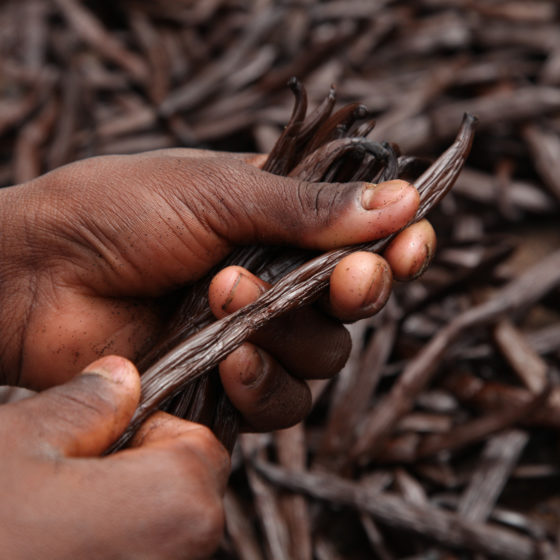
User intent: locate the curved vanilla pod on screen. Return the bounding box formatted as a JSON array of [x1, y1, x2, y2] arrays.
[[262, 77, 307, 175], [288, 137, 389, 182]]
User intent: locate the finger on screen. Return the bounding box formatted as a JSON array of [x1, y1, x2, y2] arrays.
[[0, 355, 140, 457], [190, 173, 419, 251], [209, 266, 350, 378], [208, 266, 266, 319], [54, 157, 418, 297], [219, 343, 312, 432], [328, 252, 393, 323], [130, 410, 206, 446], [130, 411, 230, 494], [383, 219, 437, 281]]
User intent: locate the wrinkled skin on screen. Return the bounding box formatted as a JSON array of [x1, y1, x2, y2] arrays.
[[0, 148, 435, 558]]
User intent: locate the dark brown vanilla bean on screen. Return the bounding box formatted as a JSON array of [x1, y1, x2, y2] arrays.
[[108, 112, 477, 453], [301, 102, 369, 158], [261, 77, 307, 175], [375, 384, 549, 463], [288, 137, 389, 182], [397, 156, 432, 181], [293, 85, 337, 148], [346, 153, 380, 183], [378, 142, 400, 182], [352, 119, 377, 139], [251, 459, 538, 560]]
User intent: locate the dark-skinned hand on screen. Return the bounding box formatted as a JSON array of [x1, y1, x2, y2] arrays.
[[0, 355, 230, 559], [0, 148, 435, 558]]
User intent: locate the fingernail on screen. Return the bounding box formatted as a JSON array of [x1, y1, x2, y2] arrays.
[[361, 180, 408, 210], [359, 262, 393, 314], [82, 355, 133, 385], [383, 219, 436, 281], [410, 242, 433, 279], [239, 346, 264, 386], [222, 272, 265, 313]]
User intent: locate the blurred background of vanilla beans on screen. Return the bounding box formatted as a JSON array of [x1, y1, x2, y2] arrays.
[[2, 0, 560, 558]]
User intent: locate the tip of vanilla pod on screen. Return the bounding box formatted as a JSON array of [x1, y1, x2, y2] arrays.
[[463, 112, 479, 126]]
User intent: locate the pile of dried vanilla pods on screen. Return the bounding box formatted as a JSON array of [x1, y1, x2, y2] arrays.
[[2, 1, 560, 558]]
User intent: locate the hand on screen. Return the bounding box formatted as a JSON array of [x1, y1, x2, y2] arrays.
[[0, 148, 435, 429], [0, 355, 229, 560]]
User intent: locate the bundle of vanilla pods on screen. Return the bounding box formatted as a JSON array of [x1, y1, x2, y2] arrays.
[[108, 79, 475, 453]]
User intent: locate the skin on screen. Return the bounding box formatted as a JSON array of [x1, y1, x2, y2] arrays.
[[0, 356, 229, 560], [0, 148, 436, 559]]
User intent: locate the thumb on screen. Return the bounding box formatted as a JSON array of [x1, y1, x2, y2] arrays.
[[188, 158, 420, 249], [0, 355, 140, 457]]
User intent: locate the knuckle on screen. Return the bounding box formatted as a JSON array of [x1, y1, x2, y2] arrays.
[[188, 425, 231, 471], [247, 367, 312, 431], [183, 497, 225, 557], [158, 426, 230, 485], [295, 180, 352, 230], [187, 423, 219, 453], [323, 323, 352, 375], [156, 454, 226, 557]]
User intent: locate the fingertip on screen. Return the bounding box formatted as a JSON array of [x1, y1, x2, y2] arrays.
[[209, 266, 267, 319], [82, 355, 140, 387], [329, 252, 393, 322], [219, 343, 312, 432], [309, 180, 420, 249], [384, 219, 437, 281], [81, 355, 141, 411], [5, 356, 143, 458], [360, 180, 418, 212]]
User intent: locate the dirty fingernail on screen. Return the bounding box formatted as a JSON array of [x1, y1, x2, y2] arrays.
[[361, 180, 409, 210], [222, 272, 265, 314], [412, 243, 433, 279], [240, 346, 264, 386], [359, 262, 393, 314], [384, 219, 437, 281], [222, 344, 264, 387]]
